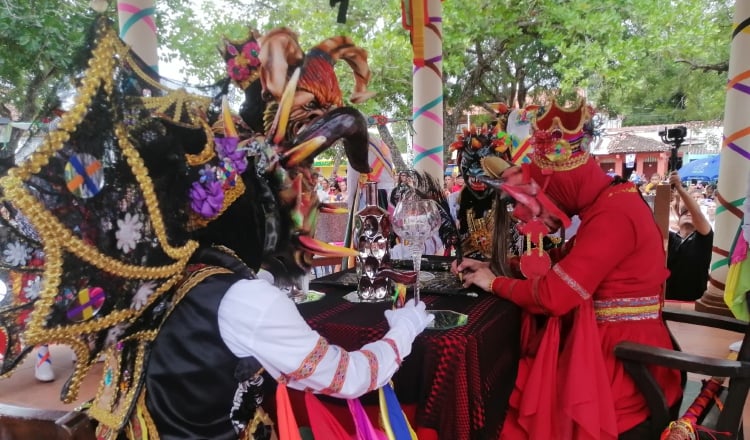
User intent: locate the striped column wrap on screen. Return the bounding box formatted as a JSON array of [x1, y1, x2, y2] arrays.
[[117, 0, 158, 71], [711, 0, 750, 299], [411, 0, 444, 182]]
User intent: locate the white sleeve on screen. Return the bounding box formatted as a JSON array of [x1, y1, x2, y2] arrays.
[[743, 171, 750, 244], [217, 278, 415, 398]]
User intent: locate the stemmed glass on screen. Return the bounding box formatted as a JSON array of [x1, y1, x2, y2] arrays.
[[391, 197, 467, 329], [391, 198, 441, 303]]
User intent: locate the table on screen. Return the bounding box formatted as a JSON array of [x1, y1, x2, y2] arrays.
[[297, 273, 521, 440]]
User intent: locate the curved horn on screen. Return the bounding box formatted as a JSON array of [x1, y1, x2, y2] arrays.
[[313, 36, 376, 104], [258, 28, 304, 101]]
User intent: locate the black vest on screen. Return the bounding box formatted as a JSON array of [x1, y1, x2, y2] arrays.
[[144, 248, 272, 440]]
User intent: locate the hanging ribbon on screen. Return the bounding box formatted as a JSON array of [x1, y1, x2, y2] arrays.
[[304, 391, 351, 439], [348, 398, 387, 440], [276, 385, 302, 440], [379, 384, 417, 440], [724, 230, 750, 321], [400, 0, 428, 67]]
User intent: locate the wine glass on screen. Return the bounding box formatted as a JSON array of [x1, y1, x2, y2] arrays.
[[391, 198, 441, 303], [392, 197, 468, 329]]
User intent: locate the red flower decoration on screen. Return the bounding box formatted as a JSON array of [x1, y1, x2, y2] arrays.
[[226, 58, 250, 82], [241, 41, 261, 67]]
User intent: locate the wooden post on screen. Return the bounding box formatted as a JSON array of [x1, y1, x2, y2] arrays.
[[653, 184, 672, 251]]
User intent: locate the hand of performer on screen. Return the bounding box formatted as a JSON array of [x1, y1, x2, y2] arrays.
[[450, 257, 488, 276], [460, 265, 498, 293], [452, 258, 495, 293], [384, 300, 435, 338]]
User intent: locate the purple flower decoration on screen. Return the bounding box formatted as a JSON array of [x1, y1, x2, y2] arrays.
[[189, 180, 224, 218], [215, 137, 248, 174]]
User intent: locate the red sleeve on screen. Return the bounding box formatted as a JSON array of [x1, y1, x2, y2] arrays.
[[493, 208, 638, 315]]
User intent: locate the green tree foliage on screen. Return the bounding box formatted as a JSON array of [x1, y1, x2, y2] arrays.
[[0, 1, 97, 152], [1, 0, 735, 161], [537, 0, 731, 125]]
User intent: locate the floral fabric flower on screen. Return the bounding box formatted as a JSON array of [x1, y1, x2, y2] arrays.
[[24, 275, 42, 301], [116, 212, 143, 253], [215, 137, 248, 174], [131, 281, 157, 311], [3, 241, 30, 266], [190, 180, 225, 218]]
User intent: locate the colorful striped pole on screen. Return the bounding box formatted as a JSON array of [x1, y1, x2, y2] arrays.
[[117, 0, 158, 72], [696, 0, 750, 315], [405, 0, 444, 182]]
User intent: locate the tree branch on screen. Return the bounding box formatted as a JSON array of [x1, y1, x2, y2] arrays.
[[675, 59, 728, 74]]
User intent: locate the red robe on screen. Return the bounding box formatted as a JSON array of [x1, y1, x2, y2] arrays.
[[495, 160, 682, 439]]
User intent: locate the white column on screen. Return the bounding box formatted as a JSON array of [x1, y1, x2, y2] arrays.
[[697, 0, 750, 315], [117, 0, 158, 71], [410, 0, 443, 182]]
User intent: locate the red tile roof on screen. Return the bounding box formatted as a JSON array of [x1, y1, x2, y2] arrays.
[[603, 132, 671, 153]]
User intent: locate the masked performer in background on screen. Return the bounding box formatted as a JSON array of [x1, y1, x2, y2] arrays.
[[0, 18, 432, 440], [447, 105, 520, 260], [454, 100, 682, 440]]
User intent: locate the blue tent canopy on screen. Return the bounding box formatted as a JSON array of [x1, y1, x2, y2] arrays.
[[678, 155, 720, 181]]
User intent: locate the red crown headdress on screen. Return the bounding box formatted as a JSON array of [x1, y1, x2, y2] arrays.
[[530, 99, 593, 172]]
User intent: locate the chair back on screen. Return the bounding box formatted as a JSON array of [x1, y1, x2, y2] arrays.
[[616, 291, 750, 440]]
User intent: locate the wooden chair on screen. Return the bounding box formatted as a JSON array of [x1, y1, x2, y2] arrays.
[[0, 404, 94, 440], [615, 292, 750, 440]]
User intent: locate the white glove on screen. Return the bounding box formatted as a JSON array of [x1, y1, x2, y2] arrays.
[[384, 300, 435, 340]]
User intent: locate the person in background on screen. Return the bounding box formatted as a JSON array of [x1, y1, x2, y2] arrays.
[[645, 173, 662, 194], [665, 170, 713, 301], [316, 178, 331, 202], [637, 181, 647, 195], [390, 170, 411, 208], [333, 178, 348, 202], [452, 174, 465, 193], [704, 183, 716, 201], [444, 174, 455, 196]]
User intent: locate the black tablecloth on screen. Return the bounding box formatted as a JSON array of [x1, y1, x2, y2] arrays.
[[298, 277, 521, 440]]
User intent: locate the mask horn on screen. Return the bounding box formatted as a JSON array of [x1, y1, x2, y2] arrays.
[[313, 36, 376, 104], [258, 28, 304, 101]]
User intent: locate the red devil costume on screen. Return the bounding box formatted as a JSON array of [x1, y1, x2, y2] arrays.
[[456, 99, 682, 439]]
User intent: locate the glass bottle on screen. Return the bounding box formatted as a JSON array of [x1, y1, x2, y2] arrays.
[[354, 181, 391, 301]]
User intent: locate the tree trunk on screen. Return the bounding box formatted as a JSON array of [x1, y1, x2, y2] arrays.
[[5, 69, 55, 159], [376, 125, 409, 171]]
